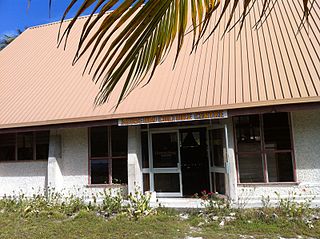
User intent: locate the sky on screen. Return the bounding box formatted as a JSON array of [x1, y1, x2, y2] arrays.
[[0, 0, 111, 36]]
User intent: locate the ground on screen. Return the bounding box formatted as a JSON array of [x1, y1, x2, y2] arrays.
[[0, 209, 319, 239]]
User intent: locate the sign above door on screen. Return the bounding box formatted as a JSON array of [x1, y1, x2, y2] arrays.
[[118, 110, 228, 126]]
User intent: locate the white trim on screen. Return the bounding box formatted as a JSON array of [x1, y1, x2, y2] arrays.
[[149, 130, 183, 197]]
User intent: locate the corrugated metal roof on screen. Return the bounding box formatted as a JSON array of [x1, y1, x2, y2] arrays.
[[0, 0, 319, 129]]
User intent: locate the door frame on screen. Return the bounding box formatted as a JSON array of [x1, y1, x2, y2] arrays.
[[207, 124, 230, 196], [147, 129, 183, 197]]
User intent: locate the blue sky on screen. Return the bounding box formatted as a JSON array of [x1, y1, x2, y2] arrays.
[[0, 0, 109, 36]]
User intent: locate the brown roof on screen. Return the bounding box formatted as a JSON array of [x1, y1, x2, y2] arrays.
[[0, 1, 319, 129]]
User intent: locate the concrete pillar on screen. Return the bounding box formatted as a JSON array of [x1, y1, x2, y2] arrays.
[[127, 126, 143, 194], [225, 118, 238, 202], [47, 130, 63, 192]]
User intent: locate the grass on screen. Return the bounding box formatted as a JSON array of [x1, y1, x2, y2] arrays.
[[0, 209, 319, 239]]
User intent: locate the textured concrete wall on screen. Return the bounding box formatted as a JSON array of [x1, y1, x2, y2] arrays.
[[127, 126, 143, 194], [0, 161, 47, 197], [236, 110, 320, 207], [58, 127, 127, 199], [0, 127, 126, 200]]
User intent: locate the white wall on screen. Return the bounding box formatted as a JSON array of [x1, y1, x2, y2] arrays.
[[1, 110, 319, 207], [236, 110, 320, 207], [0, 161, 47, 197], [57, 127, 127, 200], [0, 127, 127, 200]]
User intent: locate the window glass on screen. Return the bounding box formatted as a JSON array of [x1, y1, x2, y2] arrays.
[[238, 153, 264, 183], [36, 131, 49, 160], [91, 160, 109, 184], [154, 173, 180, 192], [89, 126, 128, 185], [141, 131, 149, 168], [214, 173, 226, 194], [112, 158, 128, 184], [143, 173, 150, 192], [152, 132, 179, 168], [235, 115, 261, 152], [17, 132, 34, 161], [267, 152, 294, 182], [0, 133, 15, 161], [209, 128, 226, 167], [263, 113, 291, 150], [111, 126, 127, 157], [90, 126, 108, 157]]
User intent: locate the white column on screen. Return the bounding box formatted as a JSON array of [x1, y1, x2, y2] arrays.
[[127, 126, 143, 194], [47, 130, 63, 192], [225, 118, 238, 202]]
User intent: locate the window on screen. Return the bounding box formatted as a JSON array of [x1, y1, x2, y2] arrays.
[[234, 113, 295, 183], [0, 131, 50, 162], [89, 126, 128, 185]]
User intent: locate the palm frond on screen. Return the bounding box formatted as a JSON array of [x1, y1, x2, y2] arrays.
[[58, 0, 313, 107]]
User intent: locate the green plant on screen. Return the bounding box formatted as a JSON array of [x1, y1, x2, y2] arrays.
[[274, 191, 314, 219], [0, 188, 90, 218], [126, 189, 155, 220], [99, 189, 124, 216], [198, 190, 232, 217]]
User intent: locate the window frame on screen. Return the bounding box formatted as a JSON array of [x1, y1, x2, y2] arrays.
[[233, 113, 297, 184], [88, 126, 128, 186], [0, 131, 50, 162]]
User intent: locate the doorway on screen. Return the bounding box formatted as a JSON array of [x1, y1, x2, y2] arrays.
[[142, 125, 229, 198], [180, 128, 210, 196]]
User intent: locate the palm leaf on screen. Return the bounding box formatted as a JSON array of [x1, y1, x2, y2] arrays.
[[57, 0, 313, 107]]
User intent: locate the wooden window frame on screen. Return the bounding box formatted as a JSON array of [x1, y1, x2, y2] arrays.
[[88, 126, 127, 185], [233, 113, 296, 184], [0, 131, 49, 162]]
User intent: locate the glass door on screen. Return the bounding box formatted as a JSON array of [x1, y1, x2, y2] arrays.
[[150, 130, 182, 197], [208, 125, 229, 196]]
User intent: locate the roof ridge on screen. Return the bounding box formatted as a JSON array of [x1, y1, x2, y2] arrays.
[[28, 12, 103, 30], [28, 4, 145, 30]]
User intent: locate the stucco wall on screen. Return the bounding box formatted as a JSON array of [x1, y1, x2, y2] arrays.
[[0, 161, 47, 197], [0, 127, 126, 200], [236, 110, 320, 207], [57, 127, 127, 200]]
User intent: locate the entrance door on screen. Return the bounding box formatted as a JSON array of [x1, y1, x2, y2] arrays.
[[150, 131, 182, 197], [180, 128, 210, 196], [208, 125, 229, 195]]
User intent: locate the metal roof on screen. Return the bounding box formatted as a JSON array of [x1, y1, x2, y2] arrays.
[[0, 0, 319, 129]]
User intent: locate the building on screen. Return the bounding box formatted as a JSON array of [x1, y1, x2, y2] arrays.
[[0, 1, 319, 207]]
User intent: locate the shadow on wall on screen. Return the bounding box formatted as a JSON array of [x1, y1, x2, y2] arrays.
[[0, 161, 48, 177]]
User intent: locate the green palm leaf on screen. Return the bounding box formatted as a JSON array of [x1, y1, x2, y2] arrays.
[[57, 0, 313, 107]]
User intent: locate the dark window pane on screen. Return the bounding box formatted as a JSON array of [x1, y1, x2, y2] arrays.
[[263, 113, 291, 150], [154, 173, 180, 192], [112, 159, 128, 184], [111, 126, 127, 157], [152, 132, 179, 168], [209, 128, 226, 167], [238, 153, 264, 183], [91, 160, 109, 184], [267, 152, 294, 182], [36, 131, 49, 160], [143, 173, 150, 192], [235, 115, 261, 152], [17, 132, 33, 160], [141, 132, 149, 168], [0, 133, 15, 161], [90, 127, 108, 157], [215, 173, 226, 195], [181, 131, 200, 147]]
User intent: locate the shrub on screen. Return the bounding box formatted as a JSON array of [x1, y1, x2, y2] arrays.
[[126, 189, 155, 219]]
